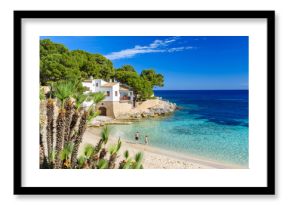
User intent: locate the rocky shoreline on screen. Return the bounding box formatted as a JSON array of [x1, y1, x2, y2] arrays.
[[89, 99, 177, 127], [118, 99, 177, 119]]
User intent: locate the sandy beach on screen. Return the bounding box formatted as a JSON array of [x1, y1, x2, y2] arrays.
[[80, 127, 244, 169]]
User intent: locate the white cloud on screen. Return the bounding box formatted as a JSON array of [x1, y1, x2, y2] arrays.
[[105, 37, 193, 60], [168, 46, 193, 53]]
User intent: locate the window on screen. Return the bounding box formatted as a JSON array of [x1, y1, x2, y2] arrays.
[[107, 91, 110, 96], [115, 91, 118, 96], [96, 83, 98, 87]]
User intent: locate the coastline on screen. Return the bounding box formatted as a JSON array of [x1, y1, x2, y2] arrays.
[[81, 127, 246, 169]]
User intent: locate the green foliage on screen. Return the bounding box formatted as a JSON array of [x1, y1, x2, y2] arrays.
[[40, 39, 69, 57], [52, 81, 76, 107], [40, 39, 115, 85], [116, 65, 137, 73], [77, 156, 86, 168], [73, 93, 88, 110], [124, 150, 129, 159], [60, 142, 74, 161], [132, 152, 144, 169], [141, 69, 164, 88], [40, 87, 46, 100], [115, 67, 153, 100], [101, 126, 110, 145], [89, 92, 106, 104], [97, 159, 109, 169], [109, 138, 122, 155], [83, 144, 95, 159]]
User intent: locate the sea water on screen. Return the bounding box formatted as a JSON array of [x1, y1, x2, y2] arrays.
[[109, 90, 249, 167]]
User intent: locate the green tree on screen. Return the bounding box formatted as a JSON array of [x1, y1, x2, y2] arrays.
[[40, 39, 115, 84], [116, 65, 137, 73], [40, 39, 68, 57], [140, 69, 164, 89], [115, 66, 154, 101]]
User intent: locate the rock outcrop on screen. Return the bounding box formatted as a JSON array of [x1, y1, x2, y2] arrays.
[[116, 99, 177, 120]]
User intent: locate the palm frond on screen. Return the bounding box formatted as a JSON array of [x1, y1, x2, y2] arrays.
[[73, 93, 87, 110], [77, 155, 86, 168], [109, 138, 122, 155], [89, 92, 106, 104], [83, 144, 95, 159], [97, 159, 108, 169], [101, 126, 110, 145], [60, 142, 74, 161], [53, 81, 77, 107], [124, 150, 129, 159], [87, 107, 99, 122], [133, 152, 144, 169]]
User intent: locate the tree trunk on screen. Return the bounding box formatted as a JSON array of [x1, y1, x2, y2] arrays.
[[54, 109, 66, 169], [108, 153, 117, 169], [71, 111, 88, 168], [46, 99, 54, 163], [68, 111, 80, 141], [63, 99, 74, 145]]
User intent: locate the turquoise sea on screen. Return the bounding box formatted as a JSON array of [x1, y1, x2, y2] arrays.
[[109, 90, 249, 167]]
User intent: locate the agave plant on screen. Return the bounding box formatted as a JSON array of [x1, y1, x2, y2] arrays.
[[108, 138, 122, 169]]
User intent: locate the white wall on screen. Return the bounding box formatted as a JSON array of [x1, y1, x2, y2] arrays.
[[1, 1, 289, 205], [82, 80, 120, 102]]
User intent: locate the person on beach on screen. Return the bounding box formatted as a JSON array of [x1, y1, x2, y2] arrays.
[[135, 131, 140, 142], [145, 135, 149, 145]]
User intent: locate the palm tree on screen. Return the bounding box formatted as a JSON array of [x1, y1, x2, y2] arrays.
[[63, 81, 83, 145], [108, 138, 122, 169], [70, 92, 105, 168], [71, 110, 88, 168], [46, 98, 54, 165], [63, 98, 74, 145], [53, 81, 75, 169], [69, 93, 87, 141]]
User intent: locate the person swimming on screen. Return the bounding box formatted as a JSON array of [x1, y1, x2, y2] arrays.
[[135, 131, 140, 142]]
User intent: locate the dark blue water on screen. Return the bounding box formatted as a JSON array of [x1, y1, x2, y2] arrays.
[[110, 90, 249, 167], [155, 90, 248, 127]]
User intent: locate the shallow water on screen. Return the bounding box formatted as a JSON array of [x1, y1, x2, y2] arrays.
[[109, 90, 249, 167]]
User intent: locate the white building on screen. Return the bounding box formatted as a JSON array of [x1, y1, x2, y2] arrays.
[[82, 79, 134, 117]]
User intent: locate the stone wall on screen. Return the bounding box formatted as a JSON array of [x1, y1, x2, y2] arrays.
[[96, 101, 115, 118], [112, 101, 134, 118], [96, 101, 133, 118]]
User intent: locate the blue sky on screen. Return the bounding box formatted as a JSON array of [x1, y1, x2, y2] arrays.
[[40, 36, 248, 90]]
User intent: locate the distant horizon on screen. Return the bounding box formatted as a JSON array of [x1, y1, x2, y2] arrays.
[[40, 36, 249, 90]]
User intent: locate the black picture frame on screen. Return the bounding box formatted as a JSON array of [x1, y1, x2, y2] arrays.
[[14, 10, 275, 195]]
